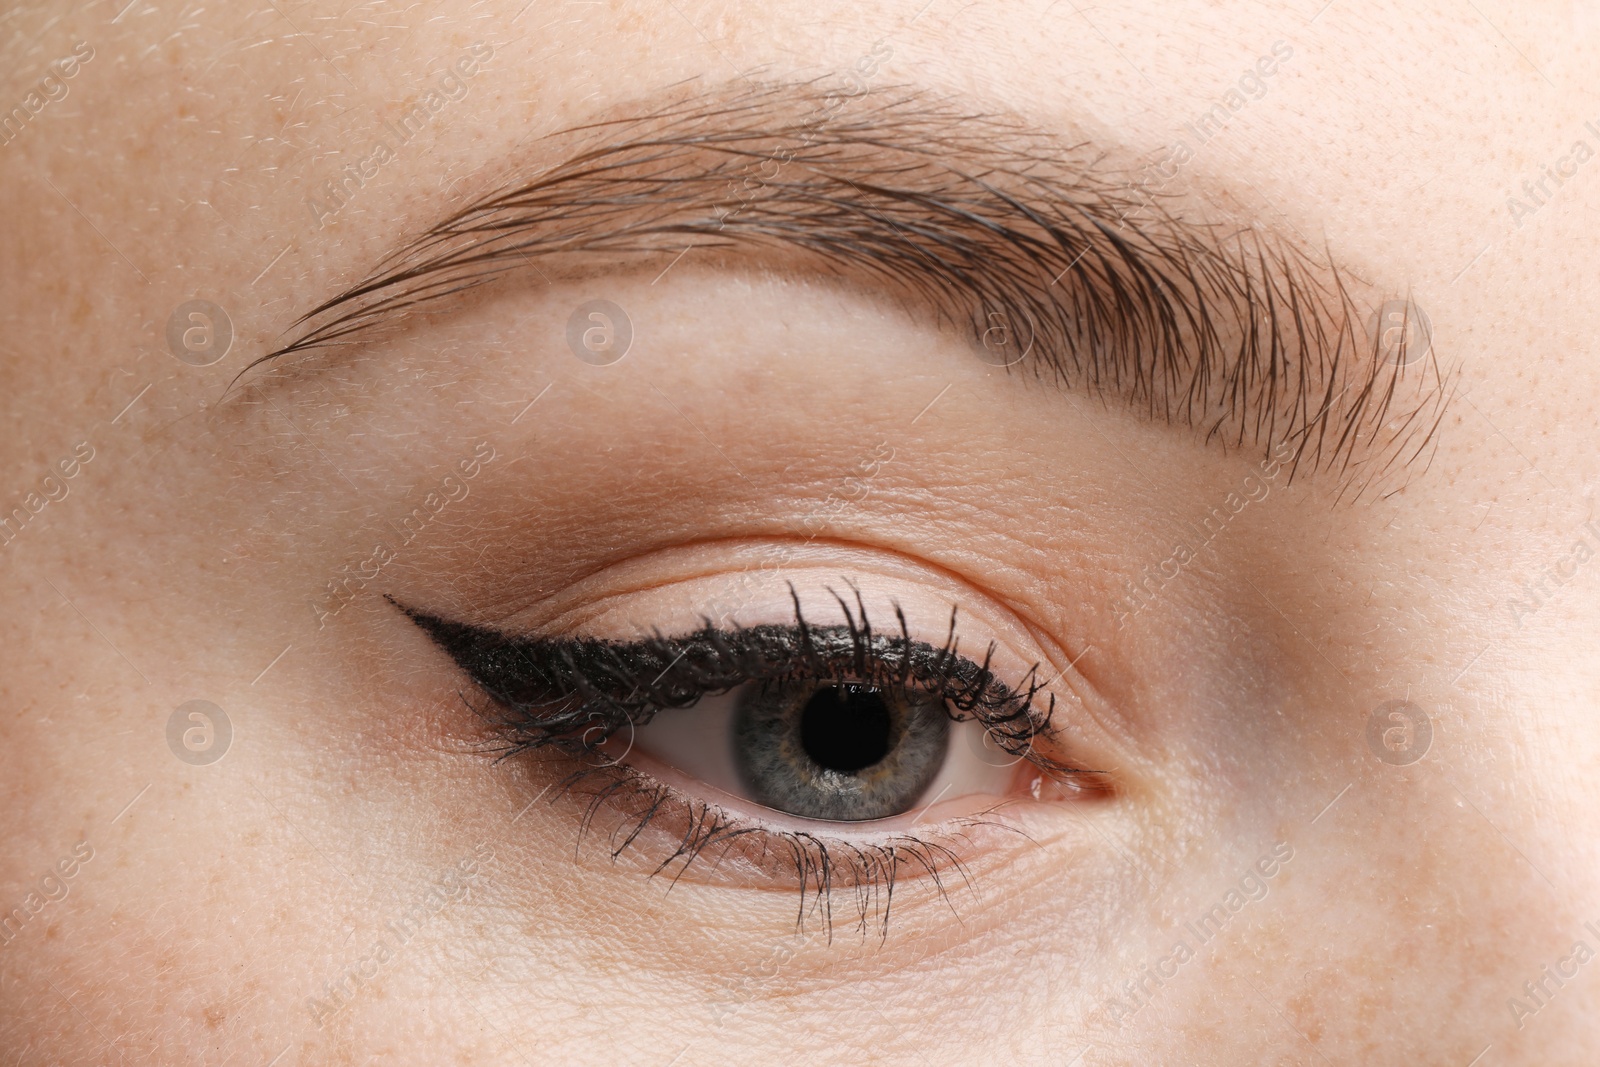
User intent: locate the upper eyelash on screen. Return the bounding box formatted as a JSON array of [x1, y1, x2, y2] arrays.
[[396, 585, 1084, 780]]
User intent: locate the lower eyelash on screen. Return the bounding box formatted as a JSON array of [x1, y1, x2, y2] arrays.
[[537, 750, 1015, 941]]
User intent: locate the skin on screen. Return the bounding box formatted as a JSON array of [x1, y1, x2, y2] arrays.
[[1, 0, 1598, 1064]]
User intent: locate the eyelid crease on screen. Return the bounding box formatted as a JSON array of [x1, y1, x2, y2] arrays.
[[252, 80, 1451, 501]]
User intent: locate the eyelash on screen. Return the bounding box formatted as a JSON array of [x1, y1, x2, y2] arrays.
[[400, 587, 1098, 937]]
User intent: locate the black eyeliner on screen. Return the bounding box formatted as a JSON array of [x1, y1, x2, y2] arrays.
[[391, 588, 1076, 776]]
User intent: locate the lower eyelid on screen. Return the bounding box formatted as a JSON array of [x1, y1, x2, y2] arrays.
[[604, 742, 1017, 831], [534, 750, 1051, 908]]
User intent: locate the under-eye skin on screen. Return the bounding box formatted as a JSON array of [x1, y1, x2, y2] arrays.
[[395, 590, 1106, 933]]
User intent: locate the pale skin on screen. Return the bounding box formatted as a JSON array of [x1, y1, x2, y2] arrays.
[[1, 1, 1598, 1064]]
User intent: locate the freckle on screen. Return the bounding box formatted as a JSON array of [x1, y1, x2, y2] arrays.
[[45, 923, 59, 940], [1288, 988, 1324, 1043], [204, 1005, 227, 1029]]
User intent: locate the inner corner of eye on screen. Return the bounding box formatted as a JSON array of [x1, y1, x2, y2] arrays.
[[621, 679, 1039, 825]]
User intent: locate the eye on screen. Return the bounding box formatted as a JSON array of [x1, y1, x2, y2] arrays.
[[394, 585, 1105, 931]]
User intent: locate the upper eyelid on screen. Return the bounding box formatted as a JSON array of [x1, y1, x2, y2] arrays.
[[400, 600, 1082, 772], [246, 81, 1451, 499]]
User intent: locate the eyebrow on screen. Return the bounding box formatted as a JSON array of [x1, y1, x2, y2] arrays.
[[254, 81, 1450, 497]]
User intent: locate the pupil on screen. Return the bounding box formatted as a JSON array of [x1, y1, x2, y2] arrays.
[[800, 683, 892, 772]]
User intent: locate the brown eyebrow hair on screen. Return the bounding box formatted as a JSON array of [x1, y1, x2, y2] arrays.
[[251, 81, 1450, 498]]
